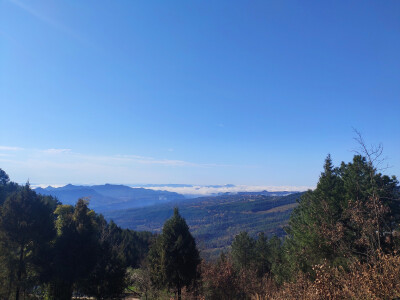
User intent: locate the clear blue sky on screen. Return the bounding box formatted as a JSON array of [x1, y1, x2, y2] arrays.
[[0, 0, 399, 187]]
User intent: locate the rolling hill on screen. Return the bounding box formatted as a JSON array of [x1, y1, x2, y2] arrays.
[[104, 192, 303, 259]]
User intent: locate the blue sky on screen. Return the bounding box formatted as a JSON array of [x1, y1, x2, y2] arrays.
[[0, 0, 399, 188]]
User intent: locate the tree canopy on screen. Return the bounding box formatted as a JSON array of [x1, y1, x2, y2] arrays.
[[285, 154, 400, 275], [0, 169, 152, 300], [149, 207, 201, 300]]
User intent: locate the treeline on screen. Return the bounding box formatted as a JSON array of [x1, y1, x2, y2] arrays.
[[0, 169, 152, 300], [129, 152, 400, 299]]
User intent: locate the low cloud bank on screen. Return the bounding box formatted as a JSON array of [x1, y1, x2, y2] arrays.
[[139, 185, 313, 197]]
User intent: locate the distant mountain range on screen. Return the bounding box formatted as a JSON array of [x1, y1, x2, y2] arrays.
[[34, 184, 185, 212]]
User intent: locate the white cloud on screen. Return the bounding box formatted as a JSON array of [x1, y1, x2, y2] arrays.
[[1, 146, 306, 189], [141, 185, 313, 196], [0, 145, 224, 185], [31, 184, 66, 189], [43, 148, 72, 154], [0, 146, 23, 151]]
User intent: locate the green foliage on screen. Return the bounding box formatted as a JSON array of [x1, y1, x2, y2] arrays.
[[0, 168, 20, 205], [0, 169, 153, 300], [148, 235, 166, 290], [254, 232, 270, 276], [0, 184, 55, 299], [80, 240, 126, 299], [48, 199, 151, 299], [149, 208, 201, 299], [285, 154, 400, 277], [230, 230, 290, 283], [120, 228, 153, 268], [48, 199, 98, 299], [267, 235, 288, 284], [0, 169, 9, 185], [231, 231, 256, 270]]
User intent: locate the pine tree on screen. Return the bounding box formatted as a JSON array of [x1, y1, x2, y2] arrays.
[[254, 232, 270, 277], [0, 168, 19, 205], [80, 217, 127, 299], [48, 199, 99, 299], [285, 154, 399, 276], [286, 155, 345, 274], [231, 231, 256, 270], [149, 208, 200, 300], [0, 184, 55, 299]]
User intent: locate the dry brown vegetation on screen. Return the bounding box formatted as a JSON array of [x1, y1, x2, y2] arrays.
[[247, 252, 399, 300], [183, 253, 400, 300]]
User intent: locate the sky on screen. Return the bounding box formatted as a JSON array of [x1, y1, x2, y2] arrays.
[[0, 0, 399, 188]]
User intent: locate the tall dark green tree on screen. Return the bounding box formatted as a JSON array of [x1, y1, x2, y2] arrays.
[[148, 235, 165, 291], [0, 184, 55, 300], [149, 208, 201, 300], [80, 217, 127, 300], [285, 154, 399, 276], [285, 155, 345, 274], [0, 168, 19, 205], [231, 231, 256, 270], [48, 199, 99, 300], [254, 232, 270, 277], [0, 169, 9, 186]]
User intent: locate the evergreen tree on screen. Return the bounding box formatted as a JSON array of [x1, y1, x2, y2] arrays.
[[80, 217, 127, 299], [267, 235, 288, 284], [148, 235, 165, 290], [0, 170, 154, 298], [48, 199, 99, 299], [0, 184, 55, 299], [254, 232, 270, 277], [286, 155, 345, 274], [0, 168, 19, 205], [80, 241, 126, 299], [285, 154, 399, 276], [149, 208, 201, 300], [231, 231, 256, 270], [0, 169, 9, 185]]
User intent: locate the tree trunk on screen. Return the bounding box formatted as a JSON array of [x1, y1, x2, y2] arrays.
[[15, 244, 24, 300], [177, 287, 181, 300], [6, 274, 12, 300]]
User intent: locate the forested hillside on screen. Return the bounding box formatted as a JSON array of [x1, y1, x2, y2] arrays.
[[104, 192, 302, 259], [0, 170, 153, 299]]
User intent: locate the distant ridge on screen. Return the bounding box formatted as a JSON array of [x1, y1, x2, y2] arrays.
[[35, 184, 185, 212], [104, 192, 304, 260]]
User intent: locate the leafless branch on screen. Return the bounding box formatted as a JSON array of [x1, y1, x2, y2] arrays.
[[352, 128, 390, 172]]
